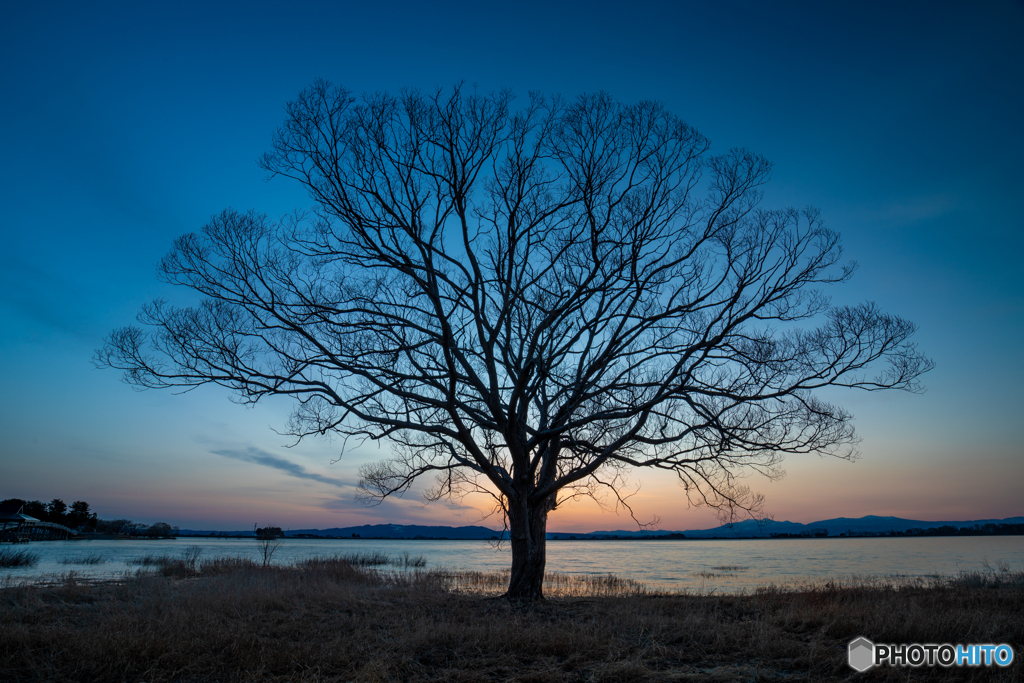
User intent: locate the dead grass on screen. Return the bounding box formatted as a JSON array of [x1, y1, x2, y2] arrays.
[[0, 547, 39, 568], [1, 557, 1021, 682], [58, 552, 108, 565], [307, 550, 428, 568]]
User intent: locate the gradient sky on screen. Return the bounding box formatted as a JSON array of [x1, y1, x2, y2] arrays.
[[1, 1, 1022, 532]]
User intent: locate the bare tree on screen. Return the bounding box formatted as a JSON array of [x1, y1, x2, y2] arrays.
[[97, 82, 932, 601], [255, 532, 281, 567]]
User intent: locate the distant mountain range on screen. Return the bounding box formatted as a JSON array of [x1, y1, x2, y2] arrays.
[[551, 515, 1024, 539], [177, 515, 1024, 539]]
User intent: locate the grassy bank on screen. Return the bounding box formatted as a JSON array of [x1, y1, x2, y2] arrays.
[[1, 556, 1021, 682]]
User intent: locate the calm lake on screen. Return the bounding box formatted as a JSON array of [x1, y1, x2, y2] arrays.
[[4, 536, 1023, 593]]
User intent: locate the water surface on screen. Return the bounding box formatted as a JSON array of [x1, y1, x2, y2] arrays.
[[4, 536, 1022, 593]]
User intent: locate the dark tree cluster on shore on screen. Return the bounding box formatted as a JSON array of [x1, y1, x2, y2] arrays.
[[94, 519, 179, 538], [2, 498, 178, 537], [255, 526, 284, 539], [2, 498, 97, 530]]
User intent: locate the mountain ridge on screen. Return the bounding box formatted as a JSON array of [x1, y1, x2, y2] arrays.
[[176, 515, 1024, 539]]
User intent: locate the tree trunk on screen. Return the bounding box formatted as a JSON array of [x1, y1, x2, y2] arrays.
[[505, 494, 552, 602]]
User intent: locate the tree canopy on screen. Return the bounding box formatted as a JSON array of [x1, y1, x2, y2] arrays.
[[98, 82, 932, 600]]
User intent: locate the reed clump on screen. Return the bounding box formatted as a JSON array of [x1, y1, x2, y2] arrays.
[[318, 551, 428, 568], [58, 552, 108, 565], [125, 552, 176, 567], [1, 558, 1021, 682], [0, 547, 39, 568]]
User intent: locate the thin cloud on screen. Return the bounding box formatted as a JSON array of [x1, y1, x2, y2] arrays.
[[212, 446, 350, 488], [0, 255, 96, 341], [322, 496, 406, 515]]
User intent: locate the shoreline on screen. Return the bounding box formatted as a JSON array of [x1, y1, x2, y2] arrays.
[[59, 532, 1024, 541]]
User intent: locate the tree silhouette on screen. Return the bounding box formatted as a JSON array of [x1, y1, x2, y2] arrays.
[[22, 500, 46, 521], [47, 499, 67, 524], [69, 501, 98, 529], [97, 82, 932, 600]]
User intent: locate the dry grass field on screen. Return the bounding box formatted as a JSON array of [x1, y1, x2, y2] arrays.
[[1, 552, 1021, 682]]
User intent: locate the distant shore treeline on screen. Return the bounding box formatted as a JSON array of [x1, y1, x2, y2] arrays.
[[769, 522, 1024, 538], [2, 498, 178, 538], [178, 516, 1024, 540]]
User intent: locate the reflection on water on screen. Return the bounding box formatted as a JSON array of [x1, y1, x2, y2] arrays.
[[3, 536, 1022, 594]]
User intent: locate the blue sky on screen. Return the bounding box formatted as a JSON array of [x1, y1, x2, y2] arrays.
[[1, 1, 1021, 531]]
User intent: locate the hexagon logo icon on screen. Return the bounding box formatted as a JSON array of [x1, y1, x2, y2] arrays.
[[848, 637, 875, 672]]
